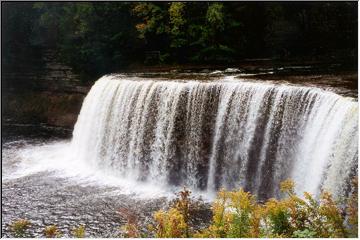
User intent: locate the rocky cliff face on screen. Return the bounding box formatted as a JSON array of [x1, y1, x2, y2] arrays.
[[2, 49, 91, 128]]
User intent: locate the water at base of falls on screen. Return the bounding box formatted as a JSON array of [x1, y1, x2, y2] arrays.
[[59, 75, 356, 200]]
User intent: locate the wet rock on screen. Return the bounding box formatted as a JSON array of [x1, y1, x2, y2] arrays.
[[224, 68, 241, 73], [210, 70, 223, 75]]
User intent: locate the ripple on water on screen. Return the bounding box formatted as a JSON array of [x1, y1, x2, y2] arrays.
[[2, 136, 210, 237]]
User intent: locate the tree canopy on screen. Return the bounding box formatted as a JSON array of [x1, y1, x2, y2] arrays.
[[2, 2, 357, 80]]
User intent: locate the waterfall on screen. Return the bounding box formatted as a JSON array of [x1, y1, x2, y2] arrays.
[[71, 75, 358, 200]]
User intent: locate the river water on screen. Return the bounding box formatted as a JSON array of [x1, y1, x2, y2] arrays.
[[2, 71, 358, 237]]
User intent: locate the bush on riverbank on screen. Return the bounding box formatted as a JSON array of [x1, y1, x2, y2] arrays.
[[9, 178, 357, 238], [136, 178, 358, 238], [9, 219, 31, 237]]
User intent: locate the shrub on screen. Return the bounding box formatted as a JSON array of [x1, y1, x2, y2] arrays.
[[346, 177, 358, 237], [118, 207, 141, 238], [153, 208, 188, 238], [10, 219, 31, 237], [150, 178, 358, 238], [43, 225, 61, 238], [72, 225, 86, 238], [172, 188, 192, 237], [6, 178, 358, 238], [120, 223, 140, 238], [264, 198, 293, 237], [196, 189, 261, 238], [292, 229, 317, 238]]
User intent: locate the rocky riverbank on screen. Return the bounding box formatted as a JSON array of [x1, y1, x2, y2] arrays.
[[2, 92, 86, 128], [2, 49, 90, 128], [3, 49, 357, 129]]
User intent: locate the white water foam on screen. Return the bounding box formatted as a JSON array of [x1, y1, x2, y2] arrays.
[[4, 75, 358, 200]]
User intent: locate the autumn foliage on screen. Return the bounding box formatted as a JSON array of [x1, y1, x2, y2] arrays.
[[9, 178, 357, 238], [148, 178, 358, 238]]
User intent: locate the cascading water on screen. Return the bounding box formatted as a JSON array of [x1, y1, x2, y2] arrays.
[[71, 75, 358, 200]]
